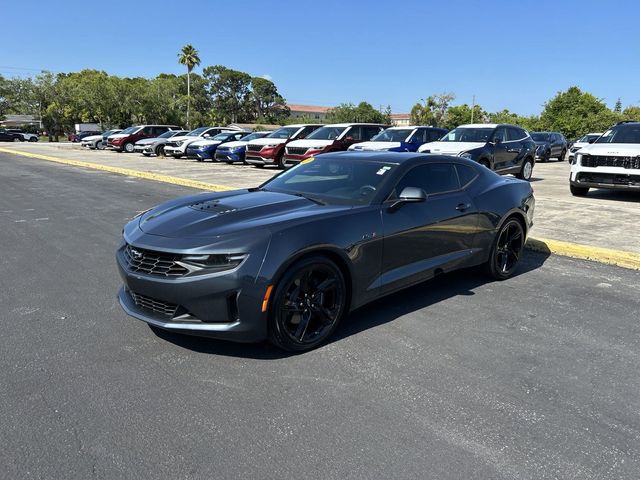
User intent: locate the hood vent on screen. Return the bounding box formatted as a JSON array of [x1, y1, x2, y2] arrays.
[[188, 200, 238, 215]]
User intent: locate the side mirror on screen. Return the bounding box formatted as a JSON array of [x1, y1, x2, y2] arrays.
[[389, 187, 427, 211]]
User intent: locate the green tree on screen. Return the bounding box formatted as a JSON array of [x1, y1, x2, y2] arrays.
[[443, 104, 486, 130], [250, 76, 289, 124], [326, 102, 390, 123], [177, 44, 201, 129], [203, 65, 252, 124], [614, 98, 622, 113], [622, 106, 640, 121], [539, 86, 617, 138], [409, 93, 455, 127]]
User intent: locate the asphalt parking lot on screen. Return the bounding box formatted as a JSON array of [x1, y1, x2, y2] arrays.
[[1, 151, 640, 479], [3, 142, 640, 255]]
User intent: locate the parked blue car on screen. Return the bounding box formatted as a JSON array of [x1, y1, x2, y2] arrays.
[[348, 126, 448, 152], [213, 131, 272, 163], [186, 131, 252, 161]]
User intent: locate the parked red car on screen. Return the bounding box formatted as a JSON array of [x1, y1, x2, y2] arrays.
[[283, 123, 386, 166], [107, 125, 181, 152], [244, 124, 323, 168]]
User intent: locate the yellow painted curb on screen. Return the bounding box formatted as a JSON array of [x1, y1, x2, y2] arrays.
[[2, 147, 639, 270], [0, 147, 234, 192], [526, 237, 640, 271]]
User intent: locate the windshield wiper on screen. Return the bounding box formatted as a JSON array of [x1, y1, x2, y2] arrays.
[[290, 192, 327, 205]]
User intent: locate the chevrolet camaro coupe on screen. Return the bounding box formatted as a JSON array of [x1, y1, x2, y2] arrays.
[[117, 152, 535, 351]]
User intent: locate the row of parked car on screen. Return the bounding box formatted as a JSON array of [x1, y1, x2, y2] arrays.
[[0, 128, 39, 142], [80, 121, 634, 187]]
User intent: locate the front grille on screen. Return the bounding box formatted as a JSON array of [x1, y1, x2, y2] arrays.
[[246, 144, 262, 152], [129, 290, 178, 317], [165, 141, 178, 148], [577, 172, 640, 186], [581, 155, 640, 170], [286, 146, 308, 155], [123, 244, 189, 277]]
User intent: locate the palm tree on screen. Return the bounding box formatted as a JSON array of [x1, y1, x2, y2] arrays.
[[177, 44, 201, 129]]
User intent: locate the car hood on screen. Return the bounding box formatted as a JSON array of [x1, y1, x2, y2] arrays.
[[218, 140, 248, 149], [418, 141, 485, 154], [135, 138, 159, 146], [138, 190, 349, 238], [577, 143, 640, 156], [108, 133, 131, 140], [248, 137, 288, 146], [190, 139, 223, 148], [350, 141, 402, 151], [168, 135, 198, 142], [287, 139, 334, 148], [81, 135, 103, 142]]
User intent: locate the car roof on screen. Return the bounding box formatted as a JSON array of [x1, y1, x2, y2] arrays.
[[317, 150, 479, 166], [282, 124, 325, 128]]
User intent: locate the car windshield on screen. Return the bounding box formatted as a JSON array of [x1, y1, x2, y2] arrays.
[[187, 127, 210, 137], [120, 127, 139, 135], [213, 133, 233, 140], [306, 126, 347, 140], [578, 134, 600, 143], [372, 129, 413, 142], [262, 157, 398, 205], [156, 130, 176, 139], [595, 125, 640, 144], [531, 133, 551, 142], [242, 132, 269, 141], [441, 127, 493, 142], [267, 127, 301, 139]]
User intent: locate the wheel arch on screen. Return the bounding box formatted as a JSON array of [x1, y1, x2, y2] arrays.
[[269, 246, 355, 312]]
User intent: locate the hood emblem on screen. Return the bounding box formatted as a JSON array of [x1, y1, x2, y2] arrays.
[[130, 248, 144, 260]]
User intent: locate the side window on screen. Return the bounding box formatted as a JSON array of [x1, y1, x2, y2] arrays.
[[141, 126, 154, 135], [297, 126, 317, 139], [507, 127, 522, 141], [427, 130, 442, 142], [455, 164, 478, 187], [344, 126, 363, 141], [363, 126, 382, 140], [153, 127, 166, 136], [492, 127, 507, 142], [392, 163, 460, 198]]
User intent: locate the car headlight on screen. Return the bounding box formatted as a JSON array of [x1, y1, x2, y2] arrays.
[[459, 152, 474, 159], [180, 253, 247, 272], [421, 149, 431, 154], [574, 153, 582, 165]]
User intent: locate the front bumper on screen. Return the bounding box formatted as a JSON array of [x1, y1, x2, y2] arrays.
[[186, 148, 212, 160], [570, 168, 640, 190], [246, 153, 277, 166], [115, 238, 271, 343], [215, 150, 244, 162], [164, 146, 186, 157]]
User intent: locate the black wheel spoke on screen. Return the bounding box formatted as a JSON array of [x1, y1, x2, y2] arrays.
[[294, 310, 312, 341], [316, 277, 337, 293], [315, 304, 335, 325]]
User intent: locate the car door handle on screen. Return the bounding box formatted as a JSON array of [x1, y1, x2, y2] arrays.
[[456, 203, 471, 211]]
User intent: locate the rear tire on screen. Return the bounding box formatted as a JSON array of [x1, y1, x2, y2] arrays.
[[570, 184, 589, 196], [276, 153, 286, 169], [485, 217, 525, 280], [29, 137, 38, 142], [155, 145, 165, 157], [517, 157, 534, 181]]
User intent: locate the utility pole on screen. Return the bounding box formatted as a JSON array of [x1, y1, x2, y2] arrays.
[[471, 95, 476, 123]]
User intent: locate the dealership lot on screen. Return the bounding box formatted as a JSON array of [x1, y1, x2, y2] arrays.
[[1, 152, 640, 478], [3, 142, 640, 255]]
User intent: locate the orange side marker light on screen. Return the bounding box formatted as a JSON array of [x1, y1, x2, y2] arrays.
[[261, 285, 274, 312]]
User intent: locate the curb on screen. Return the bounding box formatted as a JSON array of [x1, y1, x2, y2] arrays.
[[2, 146, 639, 271], [526, 237, 640, 271], [0, 147, 233, 192]]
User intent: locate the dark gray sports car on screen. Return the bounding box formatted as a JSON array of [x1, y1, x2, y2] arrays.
[[117, 152, 535, 351]]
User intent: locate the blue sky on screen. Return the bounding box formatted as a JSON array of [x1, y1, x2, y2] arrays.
[[2, 0, 639, 115]]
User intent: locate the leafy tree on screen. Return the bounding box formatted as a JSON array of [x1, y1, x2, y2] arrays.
[[539, 86, 618, 138], [326, 102, 390, 124], [409, 93, 455, 127], [250, 76, 289, 124], [614, 98, 622, 113], [622, 106, 640, 121], [0, 74, 12, 119], [177, 44, 201, 129], [443, 104, 486, 130], [203, 65, 252, 124]]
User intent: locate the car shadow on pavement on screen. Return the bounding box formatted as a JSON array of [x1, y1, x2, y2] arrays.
[[585, 190, 640, 203], [151, 250, 550, 358]]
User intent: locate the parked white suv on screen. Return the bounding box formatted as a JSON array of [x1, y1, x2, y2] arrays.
[[568, 132, 602, 162], [163, 126, 241, 158], [570, 122, 640, 196]]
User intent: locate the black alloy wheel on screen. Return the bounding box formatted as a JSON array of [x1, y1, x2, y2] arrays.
[[269, 256, 347, 351], [486, 218, 524, 280]]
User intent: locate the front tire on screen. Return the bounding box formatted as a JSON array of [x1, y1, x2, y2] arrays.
[[269, 256, 347, 352], [155, 145, 165, 157], [96, 140, 105, 150], [123, 142, 134, 153], [486, 218, 525, 280], [517, 157, 534, 181], [29, 137, 38, 142], [558, 149, 566, 161], [570, 184, 589, 196]]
